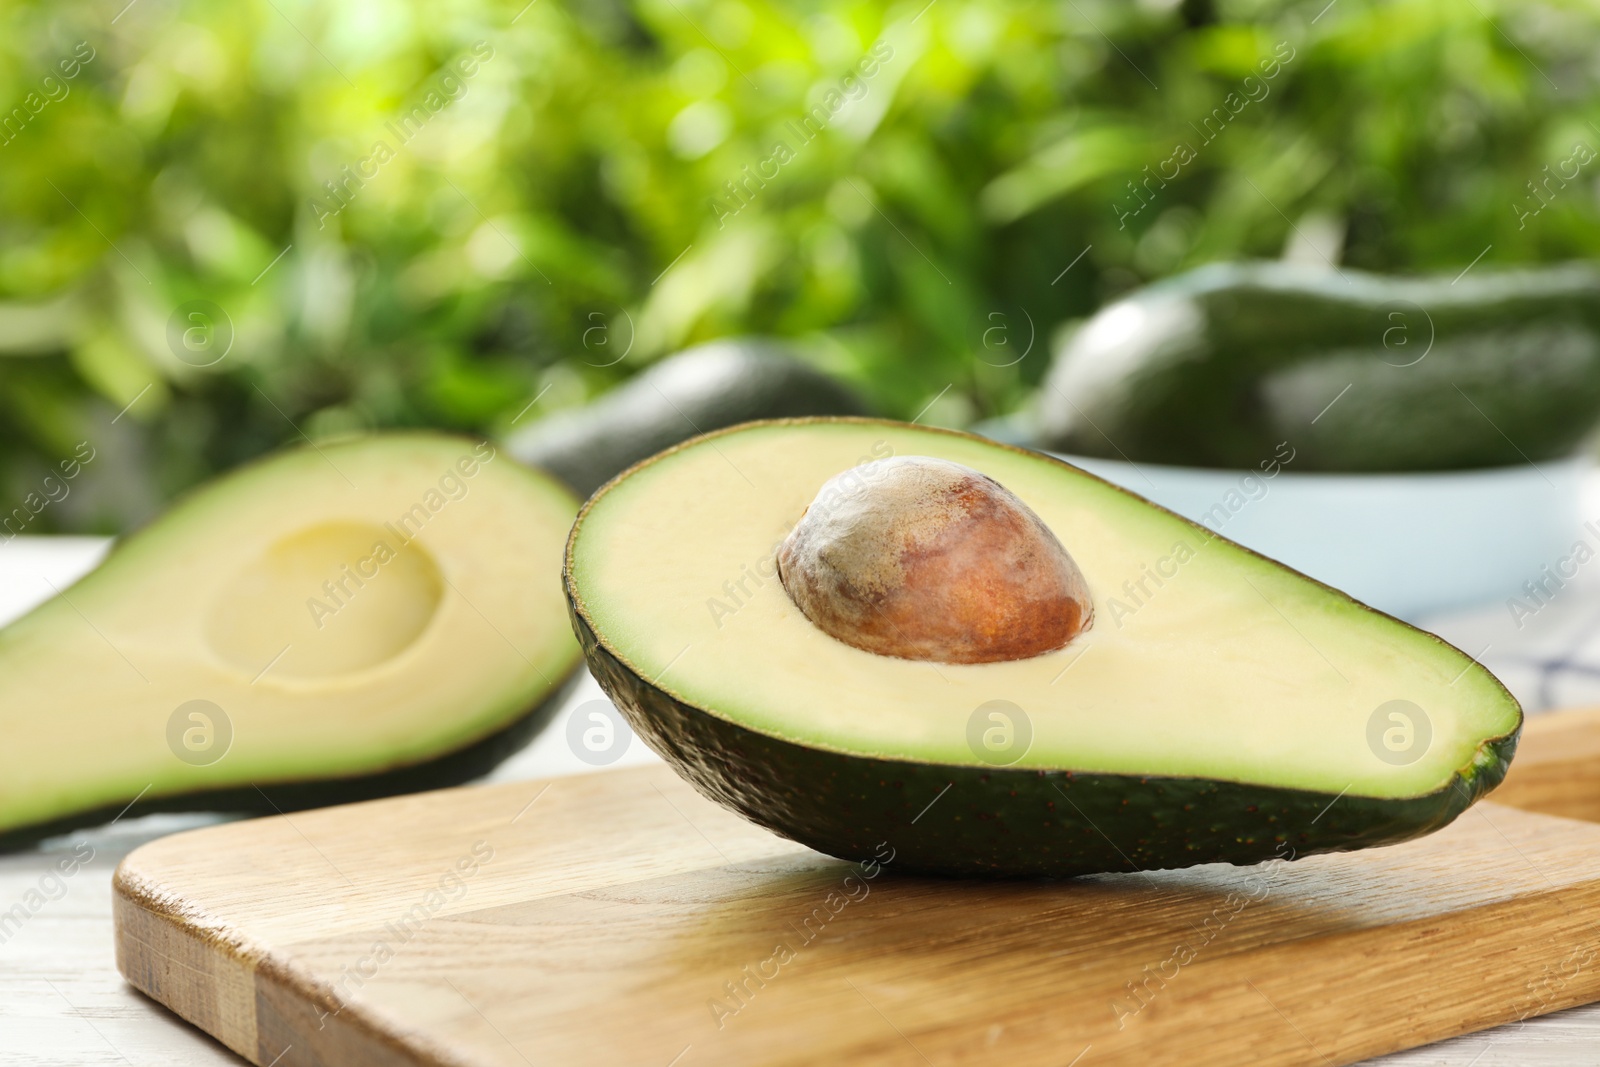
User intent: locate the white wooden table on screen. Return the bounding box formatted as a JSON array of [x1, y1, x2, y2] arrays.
[[1, 538, 1596, 1066]]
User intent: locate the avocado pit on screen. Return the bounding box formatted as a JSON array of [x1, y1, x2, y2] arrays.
[[775, 456, 1093, 664]]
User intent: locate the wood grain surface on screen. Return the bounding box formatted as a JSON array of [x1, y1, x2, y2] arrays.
[[1490, 706, 1600, 824], [113, 729, 1600, 1067]]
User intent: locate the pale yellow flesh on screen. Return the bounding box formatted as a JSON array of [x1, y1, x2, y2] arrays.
[[0, 435, 579, 833], [570, 422, 1519, 798]]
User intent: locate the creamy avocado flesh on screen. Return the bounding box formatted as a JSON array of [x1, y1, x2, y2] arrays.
[[0, 434, 580, 841], [566, 419, 1522, 875]]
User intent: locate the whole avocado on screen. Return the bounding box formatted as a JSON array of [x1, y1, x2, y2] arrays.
[[1036, 261, 1600, 471], [506, 338, 870, 496]]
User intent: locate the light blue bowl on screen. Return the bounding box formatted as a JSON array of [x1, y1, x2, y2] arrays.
[[1046, 452, 1589, 622]]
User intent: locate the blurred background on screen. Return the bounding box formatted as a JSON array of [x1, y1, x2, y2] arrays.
[[3, 0, 1599, 532]]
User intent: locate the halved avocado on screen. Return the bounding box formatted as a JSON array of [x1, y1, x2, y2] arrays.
[[0, 433, 581, 845], [565, 418, 1522, 877]]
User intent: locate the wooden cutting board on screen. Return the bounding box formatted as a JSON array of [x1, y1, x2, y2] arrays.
[[114, 709, 1600, 1067]]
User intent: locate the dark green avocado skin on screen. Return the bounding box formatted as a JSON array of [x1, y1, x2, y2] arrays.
[[1037, 261, 1600, 472], [507, 339, 869, 497], [572, 605, 1519, 878], [0, 669, 581, 852]]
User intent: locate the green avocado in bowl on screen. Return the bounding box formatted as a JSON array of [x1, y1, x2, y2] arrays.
[[1034, 260, 1600, 472], [1022, 261, 1600, 619]]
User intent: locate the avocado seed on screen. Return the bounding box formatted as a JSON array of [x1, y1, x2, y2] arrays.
[[776, 456, 1093, 664]]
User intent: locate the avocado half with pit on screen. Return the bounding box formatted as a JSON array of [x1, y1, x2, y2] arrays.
[[565, 418, 1522, 877], [0, 433, 581, 845]]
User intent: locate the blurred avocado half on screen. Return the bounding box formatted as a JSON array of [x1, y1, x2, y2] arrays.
[[0, 341, 867, 847], [507, 339, 871, 496]]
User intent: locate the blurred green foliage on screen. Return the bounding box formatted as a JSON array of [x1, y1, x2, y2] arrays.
[[1, 0, 1597, 530]]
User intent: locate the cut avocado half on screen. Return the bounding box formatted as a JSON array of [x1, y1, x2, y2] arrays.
[[566, 418, 1522, 877], [0, 433, 581, 845]]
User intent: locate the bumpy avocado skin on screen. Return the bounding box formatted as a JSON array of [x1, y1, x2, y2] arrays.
[[1037, 261, 1600, 472], [571, 604, 1519, 878], [508, 339, 868, 497]]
